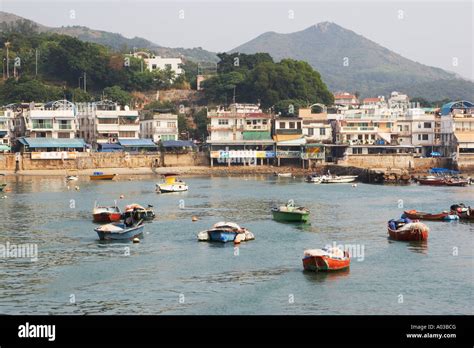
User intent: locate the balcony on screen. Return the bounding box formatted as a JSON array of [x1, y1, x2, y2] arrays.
[[31, 121, 53, 129], [58, 124, 73, 130], [340, 126, 377, 132]]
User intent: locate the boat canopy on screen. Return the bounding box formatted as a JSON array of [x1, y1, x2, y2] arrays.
[[118, 139, 157, 148]]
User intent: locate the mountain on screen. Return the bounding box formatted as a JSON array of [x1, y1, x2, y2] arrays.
[[0, 11, 218, 63], [231, 22, 473, 101]]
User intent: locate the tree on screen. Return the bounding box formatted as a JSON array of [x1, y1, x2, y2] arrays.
[[103, 86, 132, 106]]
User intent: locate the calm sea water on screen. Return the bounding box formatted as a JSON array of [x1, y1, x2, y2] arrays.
[[0, 175, 473, 315]]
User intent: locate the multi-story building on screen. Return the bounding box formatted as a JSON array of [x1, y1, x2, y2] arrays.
[[23, 100, 77, 139], [334, 92, 359, 107], [207, 103, 274, 166], [131, 52, 183, 77], [140, 113, 178, 142], [401, 108, 435, 156], [298, 104, 332, 143], [361, 96, 386, 109], [77, 100, 139, 147], [388, 91, 410, 110], [0, 107, 14, 150]]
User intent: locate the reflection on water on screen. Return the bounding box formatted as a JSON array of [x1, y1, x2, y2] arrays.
[[0, 175, 472, 315]]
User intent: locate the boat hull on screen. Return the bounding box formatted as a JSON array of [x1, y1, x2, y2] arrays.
[[95, 224, 144, 241], [302, 255, 350, 272], [272, 210, 309, 222], [417, 178, 445, 186], [157, 184, 188, 193], [387, 227, 429, 241], [208, 230, 238, 243], [403, 210, 453, 221], [90, 174, 116, 180]]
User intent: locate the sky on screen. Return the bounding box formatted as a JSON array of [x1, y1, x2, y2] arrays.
[[1, 0, 472, 80]]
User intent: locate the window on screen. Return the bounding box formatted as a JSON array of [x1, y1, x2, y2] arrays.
[[297, 122, 301, 129], [418, 134, 421, 140], [58, 133, 70, 139], [320, 128, 326, 135], [155, 121, 161, 127], [167, 122, 176, 128], [152, 64, 157, 70], [262, 120, 268, 125], [289, 122, 295, 129], [279, 122, 286, 129], [308, 128, 314, 136], [422, 134, 429, 141], [404, 125, 409, 131], [165, 64, 172, 70], [218, 119, 229, 125], [119, 131, 136, 138], [423, 122, 432, 128]]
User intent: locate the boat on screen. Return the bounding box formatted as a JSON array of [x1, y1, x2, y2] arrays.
[[0, 183, 6, 192], [445, 178, 470, 187], [93, 202, 122, 223], [320, 175, 358, 184], [156, 173, 188, 193], [272, 201, 309, 222], [387, 218, 429, 241], [275, 172, 293, 178], [66, 175, 78, 182], [95, 220, 144, 241], [197, 222, 255, 243], [417, 176, 446, 186], [403, 209, 459, 221], [305, 174, 322, 184], [123, 203, 155, 221], [90, 172, 117, 180], [302, 247, 350, 272], [451, 203, 474, 221]]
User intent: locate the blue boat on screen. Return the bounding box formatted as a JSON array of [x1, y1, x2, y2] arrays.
[[207, 229, 239, 243], [95, 221, 144, 241]]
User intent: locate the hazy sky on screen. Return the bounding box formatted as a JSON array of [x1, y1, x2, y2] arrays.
[[1, 0, 472, 79]]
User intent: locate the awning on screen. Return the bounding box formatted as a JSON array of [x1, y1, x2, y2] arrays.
[[0, 144, 10, 151], [455, 132, 474, 143], [99, 143, 123, 152], [0, 131, 7, 137], [19, 138, 86, 148], [162, 140, 195, 148], [118, 139, 157, 148], [277, 137, 306, 146]]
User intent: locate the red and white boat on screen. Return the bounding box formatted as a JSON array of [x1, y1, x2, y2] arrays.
[[93, 202, 122, 223], [417, 176, 446, 186], [387, 219, 429, 241], [302, 247, 350, 272]]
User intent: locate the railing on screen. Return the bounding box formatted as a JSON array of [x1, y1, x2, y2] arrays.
[[31, 122, 53, 129], [341, 126, 377, 132], [58, 124, 72, 130]]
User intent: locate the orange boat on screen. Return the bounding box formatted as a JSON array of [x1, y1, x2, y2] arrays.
[[90, 172, 117, 180], [387, 219, 429, 241], [403, 210, 455, 221], [302, 247, 350, 272]]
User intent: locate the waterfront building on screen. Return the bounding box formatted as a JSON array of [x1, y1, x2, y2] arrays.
[[77, 100, 140, 148], [207, 103, 274, 167], [334, 92, 359, 107], [440, 100, 474, 169], [298, 104, 332, 143], [0, 107, 15, 151], [395, 108, 435, 156], [21, 100, 78, 141], [140, 113, 178, 142]]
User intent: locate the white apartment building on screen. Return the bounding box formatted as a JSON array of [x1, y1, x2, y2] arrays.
[[388, 91, 410, 110], [132, 52, 183, 77], [140, 113, 178, 142], [77, 100, 139, 146], [23, 100, 77, 139], [395, 108, 435, 156], [0, 107, 14, 149]]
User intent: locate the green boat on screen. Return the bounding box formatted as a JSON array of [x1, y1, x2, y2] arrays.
[[272, 201, 310, 222], [0, 183, 6, 192]]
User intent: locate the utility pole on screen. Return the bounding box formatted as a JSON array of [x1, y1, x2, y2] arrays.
[[35, 49, 38, 77], [83, 72, 87, 92]]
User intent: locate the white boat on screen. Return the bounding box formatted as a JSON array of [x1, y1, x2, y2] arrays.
[[275, 172, 293, 178], [320, 175, 358, 184], [306, 175, 322, 184], [156, 173, 188, 193], [66, 175, 79, 181]]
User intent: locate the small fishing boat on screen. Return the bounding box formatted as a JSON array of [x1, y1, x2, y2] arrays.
[[93, 202, 122, 223], [451, 203, 474, 221], [90, 172, 117, 180], [123, 203, 155, 221], [156, 173, 188, 193], [320, 175, 358, 184], [66, 175, 78, 182], [272, 201, 309, 222], [417, 176, 446, 186], [197, 222, 255, 243], [95, 220, 144, 241], [445, 178, 470, 187], [275, 172, 293, 178], [0, 183, 6, 192], [403, 209, 459, 221], [305, 174, 322, 184], [302, 247, 350, 272], [387, 218, 429, 241]]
